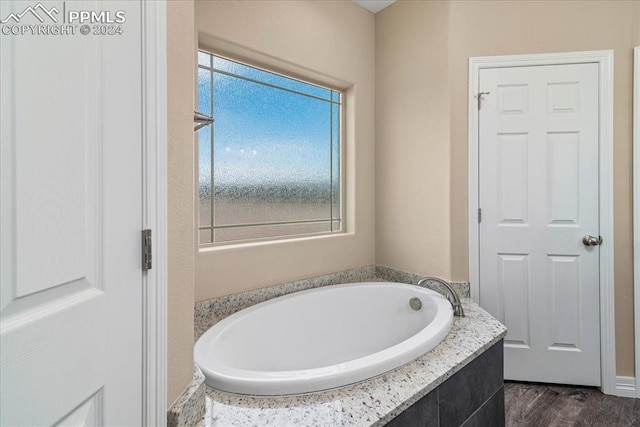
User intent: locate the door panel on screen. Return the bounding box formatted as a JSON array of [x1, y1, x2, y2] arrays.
[[548, 255, 581, 350], [497, 133, 528, 224], [13, 30, 94, 297], [498, 253, 530, 348], [478, 63, 600, 386], [1, 1, 143, 425], [547, 132, 580, 224]]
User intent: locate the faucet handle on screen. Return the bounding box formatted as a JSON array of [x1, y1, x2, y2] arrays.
[[417, 277, 465, 317]]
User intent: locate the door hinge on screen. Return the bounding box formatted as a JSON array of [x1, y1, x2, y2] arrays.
[[142, 229, 152, 271], [478, 208, 482, 223]]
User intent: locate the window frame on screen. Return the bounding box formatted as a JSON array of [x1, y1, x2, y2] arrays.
[[196, 49, 346, 247]]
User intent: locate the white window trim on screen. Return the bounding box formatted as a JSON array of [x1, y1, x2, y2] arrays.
[[467, 50, 615, 395]]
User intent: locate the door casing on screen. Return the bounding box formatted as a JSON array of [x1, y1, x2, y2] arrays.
[[467, 50, 615, 395], [633, 46, 640, 399], [142, 0, 168, 424]]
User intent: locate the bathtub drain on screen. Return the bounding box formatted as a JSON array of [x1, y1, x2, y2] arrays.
[[409, 297, 422, 311]]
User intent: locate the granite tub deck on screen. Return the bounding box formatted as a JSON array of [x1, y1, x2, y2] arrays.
[[198, 298, 506, 427], [193, 265, 470, 343]]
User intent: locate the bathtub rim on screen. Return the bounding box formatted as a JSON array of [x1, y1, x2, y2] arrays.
[[194, 282, 454, 396]]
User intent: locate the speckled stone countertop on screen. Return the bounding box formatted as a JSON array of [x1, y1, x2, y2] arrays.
[[198, 298, 506, 427]]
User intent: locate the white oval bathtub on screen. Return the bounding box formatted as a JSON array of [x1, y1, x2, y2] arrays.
[[194, 282, 454, 396]]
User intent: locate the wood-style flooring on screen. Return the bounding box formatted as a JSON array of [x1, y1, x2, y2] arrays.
[[504, 382, 640, 426]]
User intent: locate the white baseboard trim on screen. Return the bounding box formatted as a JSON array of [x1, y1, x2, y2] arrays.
[[615, 376, 638, 398]]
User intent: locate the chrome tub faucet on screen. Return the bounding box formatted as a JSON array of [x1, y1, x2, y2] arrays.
[[417, 277, 465, 317]]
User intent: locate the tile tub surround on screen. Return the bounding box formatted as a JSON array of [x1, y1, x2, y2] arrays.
[[172, 266, 376, 426], [171, 266, 478, 426], [387, 340, 504, 427], [198, 299, 506, 426]]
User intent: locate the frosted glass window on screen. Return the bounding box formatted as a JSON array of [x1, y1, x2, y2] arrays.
[[197, 51, 342, 244]]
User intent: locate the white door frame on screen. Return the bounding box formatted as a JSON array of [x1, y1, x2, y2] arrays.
[[142, 1, 168, 424], [633, 46, 640, 399], [467, 50, 615, 395]]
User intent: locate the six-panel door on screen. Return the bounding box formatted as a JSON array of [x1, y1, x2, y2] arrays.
[[478, 63, 601, 386]]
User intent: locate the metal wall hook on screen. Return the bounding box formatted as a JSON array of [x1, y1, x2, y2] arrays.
[[475, 91, 490, 110], [194, 111, 213, 132]]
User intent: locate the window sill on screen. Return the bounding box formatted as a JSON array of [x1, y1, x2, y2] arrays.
[[198, 230, 353, 253]]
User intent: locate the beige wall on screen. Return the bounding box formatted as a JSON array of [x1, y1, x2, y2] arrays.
[[375, 0, 452, 277], [376, 0, 637, 376], [167, 0, 195, 406], [194, 1, 376, 301], [635, 0, 640, 45], [168, 0, 638, 403]]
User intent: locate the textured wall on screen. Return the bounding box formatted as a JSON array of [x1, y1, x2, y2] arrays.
[[448, 0, 636, 378], [376, 0, 637, 377], [194, 0, 376, 301], [167, 0, 195, 406], [375, 0, 451, 278], [168, 0, 638, 403]]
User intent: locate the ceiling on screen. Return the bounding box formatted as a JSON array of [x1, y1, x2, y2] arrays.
[[353, 0, 396, 14]]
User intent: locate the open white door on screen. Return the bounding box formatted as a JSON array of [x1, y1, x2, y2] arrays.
[[1, 1, 147, 424], [477, 63, 601, 386]]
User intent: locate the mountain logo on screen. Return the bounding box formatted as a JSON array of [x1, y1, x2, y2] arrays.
[[1, 3, 60, 24]]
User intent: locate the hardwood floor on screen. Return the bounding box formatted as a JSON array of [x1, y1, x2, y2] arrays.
[[504, 382, 640, 426]]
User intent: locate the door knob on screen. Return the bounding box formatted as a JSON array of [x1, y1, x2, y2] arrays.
[[582, 235, 602, 246]]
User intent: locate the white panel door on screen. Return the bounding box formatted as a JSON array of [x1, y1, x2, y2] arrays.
[[478, 63, 601, 385], [1, 1, 143, 425]]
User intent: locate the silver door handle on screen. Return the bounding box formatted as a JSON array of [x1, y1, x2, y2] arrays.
[[582, 235, 603, 246]]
